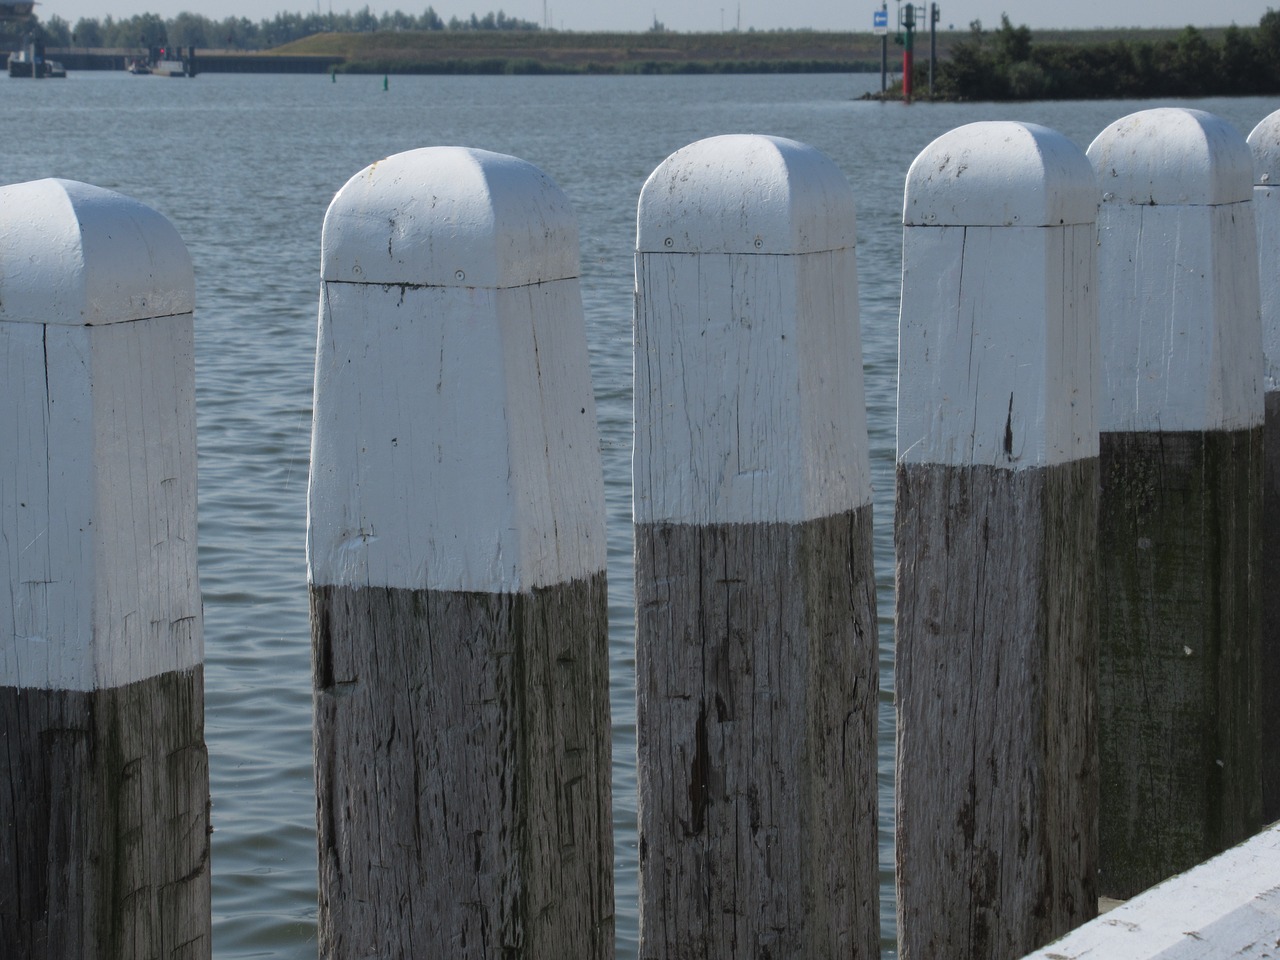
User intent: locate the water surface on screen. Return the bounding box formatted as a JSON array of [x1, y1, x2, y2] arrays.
[[2, 68, 1275, 958]]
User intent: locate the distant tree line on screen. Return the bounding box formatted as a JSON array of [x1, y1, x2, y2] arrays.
[[936, 12, 1280, 99], [26, 6, 541, 51]]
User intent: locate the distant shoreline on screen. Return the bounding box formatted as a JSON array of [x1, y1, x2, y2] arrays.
[[25, 26, 1242, 77], [22, 27, 1231, 76], [283, 27, 1235, 76]]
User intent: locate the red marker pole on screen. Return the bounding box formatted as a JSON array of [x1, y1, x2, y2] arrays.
[[903, 2, 916, 103]]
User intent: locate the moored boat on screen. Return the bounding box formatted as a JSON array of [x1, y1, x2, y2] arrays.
[[7, 39, 64, 78], [126, 46, 197, 77]]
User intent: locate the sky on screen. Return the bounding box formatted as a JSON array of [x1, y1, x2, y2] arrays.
[[32, 0, 1276, 35]]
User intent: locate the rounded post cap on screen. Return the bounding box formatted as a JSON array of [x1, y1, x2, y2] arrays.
[[1248, 109, 1280, 186], [636, 134, 856, 255], [904, 121, 1097, 227], [1088, 107, 1252, 206], [0, 178, 194, 326], [321, 146, 579, 288]]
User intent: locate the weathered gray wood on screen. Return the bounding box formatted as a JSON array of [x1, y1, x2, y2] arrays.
[[634, 508, 879, 960], [1097, 428, 1263, 898], [0, 178, 209, 960], [894, 459, 1098, 960], [1249, 113, 1280, 824], [1265, 392, 1280, 822], [0, 670, 210, 960], [633, 134, 879, 958], [1089, 109, 1264, 897], [309, 146, 613, 958], [895, 120, 1099, 960], [311, 575, 613, 958]]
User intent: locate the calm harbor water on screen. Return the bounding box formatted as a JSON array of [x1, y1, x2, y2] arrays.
[[2, 68, 1276, 958]]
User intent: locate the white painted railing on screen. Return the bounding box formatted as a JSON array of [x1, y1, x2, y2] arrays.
[[1021, 820, 1280, 959]]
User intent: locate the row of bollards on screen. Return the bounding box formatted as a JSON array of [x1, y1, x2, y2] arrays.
[[4, 105, 1280, 960]]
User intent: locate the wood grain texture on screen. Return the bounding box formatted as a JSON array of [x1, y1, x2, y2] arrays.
[[1094, 201, 1262, 435], [1253, 118, 1280, 823], [634, 507, 879, 960], [1090, 110, 1262, 441], [1097, 427, 1262, 899], [308, 279, 606, 594], [1267, 394, 1280, 823], [632, 246, 870, 526], [1, 316, 202, 692], [0, 668, 211, 960], [1255, 125, 1280, 822], [311, 573, 613, 959], [896, 221, 1098, 469], [1255, 182, 1280, 390], [894, 459, 1098, 960]]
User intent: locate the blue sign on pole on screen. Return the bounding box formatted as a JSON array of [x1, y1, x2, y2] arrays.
[[873, 9, 889, 34]]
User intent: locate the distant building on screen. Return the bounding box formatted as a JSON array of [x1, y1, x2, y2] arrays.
[[0, 3, 36, 20], [1, 2, 36, 59]]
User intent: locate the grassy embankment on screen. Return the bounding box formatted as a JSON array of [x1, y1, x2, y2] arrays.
[[267, 27, 1230, 76]]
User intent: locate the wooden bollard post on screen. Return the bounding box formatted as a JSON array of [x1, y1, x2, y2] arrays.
[[1248, 109, 1280, 824], [308, 147, 614, 958], [634, 135, 880, 959], [1088, 107, 1263, 898], [0, 179, 209, 957], [895, 122, 1100, 960]]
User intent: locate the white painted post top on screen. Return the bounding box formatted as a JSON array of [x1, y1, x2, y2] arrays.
[[322, 146, 579, 288], [1089, 108, 1262, 433], [1088, 108, 1253, 206], [310, 147, 604, 594], [1248, 108, 1280, 185], [636, 134, 856, 254], [2, 178, 199, 691], [897, 121, 1098, 469], [1250, 110, 1280, 392], [904, 121, 1098, 227], [1021, 822, 1280, 959], [633, 134, 871, 524], [0, 178, 194, 325]]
